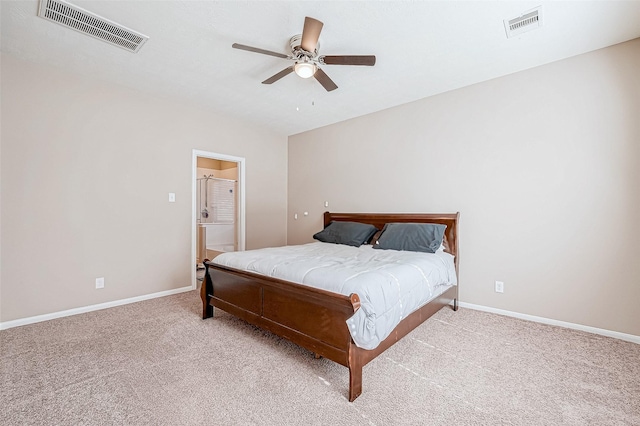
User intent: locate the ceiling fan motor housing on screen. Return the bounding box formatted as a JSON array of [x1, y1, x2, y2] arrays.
[[289, 35, 319, 57], [289, 34, 320, 77]]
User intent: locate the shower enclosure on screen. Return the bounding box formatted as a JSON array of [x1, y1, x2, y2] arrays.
[[196, 175, 237, 263]]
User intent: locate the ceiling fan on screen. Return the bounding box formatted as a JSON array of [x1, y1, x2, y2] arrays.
[[232, 17, 376, 92]]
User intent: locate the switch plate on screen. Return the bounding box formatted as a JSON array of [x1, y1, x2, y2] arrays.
[[96, 277, 105, 289], [324, 201, 329, 208], [168, 193, 176, 202], [495, 280, 504, 293]]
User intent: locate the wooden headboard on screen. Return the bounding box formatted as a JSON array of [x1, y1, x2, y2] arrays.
[[323, 211, 460, 276]]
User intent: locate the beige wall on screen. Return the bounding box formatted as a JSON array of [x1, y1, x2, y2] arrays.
[[288, 39, 640, 336], [0, 54, 288, 323]]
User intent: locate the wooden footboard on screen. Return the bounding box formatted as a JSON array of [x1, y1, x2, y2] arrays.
[[202, 263, 361, 367], [201, 211, 460, 401]]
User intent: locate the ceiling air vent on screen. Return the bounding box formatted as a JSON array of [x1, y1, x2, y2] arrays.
[[37, 0, 149, 53], [504, 6, 543, 38]]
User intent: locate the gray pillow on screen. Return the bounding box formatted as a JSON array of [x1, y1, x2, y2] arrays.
[[313, 221, 378, 247], [372, 223, 446, 253]]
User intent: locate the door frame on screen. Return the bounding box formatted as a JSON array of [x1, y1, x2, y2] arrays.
[[191, 149, 246, 289]]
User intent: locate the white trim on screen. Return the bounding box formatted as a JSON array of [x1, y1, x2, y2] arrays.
[[191, 150, 246, 290], [0, 286, 193, 331], [457, 302, 640, 345]]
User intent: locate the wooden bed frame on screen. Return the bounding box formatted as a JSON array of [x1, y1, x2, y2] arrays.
[[201, 212, 460, 401]]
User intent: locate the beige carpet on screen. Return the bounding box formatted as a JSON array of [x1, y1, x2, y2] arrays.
[[1, 291, 639, 425]]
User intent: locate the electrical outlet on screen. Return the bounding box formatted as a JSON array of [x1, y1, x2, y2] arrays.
[[495, 280, 504, 293], [96, 277, 105, 289]]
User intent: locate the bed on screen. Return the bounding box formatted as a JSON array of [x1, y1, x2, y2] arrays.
[[201, 212, 460, 401]]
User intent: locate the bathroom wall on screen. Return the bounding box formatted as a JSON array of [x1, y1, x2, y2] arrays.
[[196, 158, 239, 263], [196, 158, 238, 224]]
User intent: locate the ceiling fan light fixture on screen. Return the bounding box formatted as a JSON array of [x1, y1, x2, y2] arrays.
[[294, 62, 317, 79]]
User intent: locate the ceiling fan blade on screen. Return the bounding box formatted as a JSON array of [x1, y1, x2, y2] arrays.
[[321, 55, 376, 66], [314, 68, 338, 92], [232, 43, 289, 59], [262, 66, 294, 84], [301, 17, 323, 52]]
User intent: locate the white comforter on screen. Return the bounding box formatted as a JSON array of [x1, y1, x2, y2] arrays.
[[212, 242, 457, 350]]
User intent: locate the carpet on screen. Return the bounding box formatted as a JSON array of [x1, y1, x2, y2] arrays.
[[1, 291, 638, 425]]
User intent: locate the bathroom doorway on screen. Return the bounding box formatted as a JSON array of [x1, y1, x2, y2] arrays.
[[191, 150, 245, 289]]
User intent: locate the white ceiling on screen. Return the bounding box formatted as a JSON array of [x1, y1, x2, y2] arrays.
[[2, 1, 640, 136]]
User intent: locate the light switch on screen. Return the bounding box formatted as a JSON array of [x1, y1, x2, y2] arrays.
[[324, 201, 329, 208], [168, 193, 176, 202]]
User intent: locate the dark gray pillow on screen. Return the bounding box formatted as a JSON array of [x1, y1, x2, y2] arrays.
[[372, 223, 446, 253], [313, 221, 378, 247]]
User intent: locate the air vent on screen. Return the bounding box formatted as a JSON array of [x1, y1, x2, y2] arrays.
[[504, 6, 543, 38], [37, 0, 149, 53]]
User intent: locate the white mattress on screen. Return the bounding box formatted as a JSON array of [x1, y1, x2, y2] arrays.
[[212, 242, 457, 350]]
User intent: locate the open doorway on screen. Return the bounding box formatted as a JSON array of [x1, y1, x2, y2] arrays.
[[191, 150, 245, 289]]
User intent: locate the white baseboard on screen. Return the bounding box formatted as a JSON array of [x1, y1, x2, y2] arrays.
[[4, 290, 637, 345], [457, 301, 640, 345], [0, 286, 194, 331]]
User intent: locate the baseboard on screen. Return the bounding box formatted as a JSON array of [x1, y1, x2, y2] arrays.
[[5, 291, 637, 344], [0, 286, 193, 331], [457, 301, 640, 345]]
